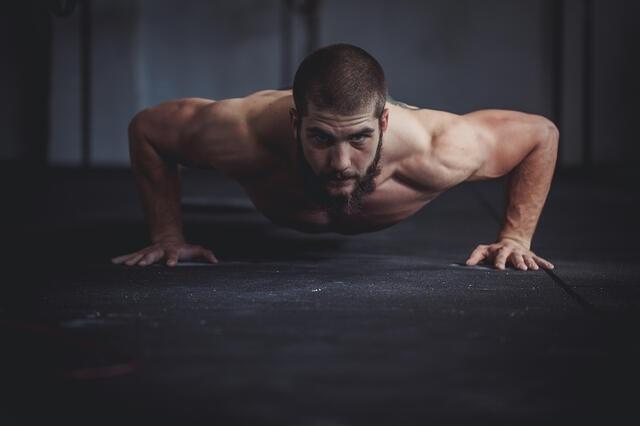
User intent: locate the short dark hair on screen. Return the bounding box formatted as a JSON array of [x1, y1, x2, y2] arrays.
[[292, 43, 388, 118]]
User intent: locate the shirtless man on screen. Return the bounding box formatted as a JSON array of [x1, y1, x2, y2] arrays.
[[111, 44, 558, 271]]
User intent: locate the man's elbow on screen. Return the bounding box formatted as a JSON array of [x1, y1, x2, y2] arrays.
[[531, 117, 559, 167], [128, 109, 152, 142], [539, 117, 560, 146], [127, 109, 167, 173], [536, 118, 559, 171]]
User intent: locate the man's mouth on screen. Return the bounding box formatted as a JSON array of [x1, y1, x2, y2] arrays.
[[327, 178, 353, 187]]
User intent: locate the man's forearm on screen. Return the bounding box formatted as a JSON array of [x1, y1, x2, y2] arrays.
[[129, 127, 185, 243], [497, 128, 559, 249]]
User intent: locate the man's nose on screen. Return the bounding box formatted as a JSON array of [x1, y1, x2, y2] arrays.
[[328, 143, 351, 174]]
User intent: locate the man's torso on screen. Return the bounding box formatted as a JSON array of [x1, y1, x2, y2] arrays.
[[185, 90, 462, 235]]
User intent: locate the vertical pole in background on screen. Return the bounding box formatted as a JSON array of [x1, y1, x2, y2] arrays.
[[281, 0, 321, 88], [281, 0, 293, 88], [551, 0, 564, 167], [582, 0, 593, 168], [80, 0, 92, 168], [301, 0, 320, 54]]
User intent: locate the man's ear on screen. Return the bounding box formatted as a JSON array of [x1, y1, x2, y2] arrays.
[[290, 108, 299, 135], [379, 108, 389, 133]]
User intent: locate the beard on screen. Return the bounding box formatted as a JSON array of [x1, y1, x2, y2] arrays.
[[296, 124, 383, 218]]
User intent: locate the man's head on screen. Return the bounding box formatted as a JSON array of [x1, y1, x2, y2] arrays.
[[290, 44, 389, 217]]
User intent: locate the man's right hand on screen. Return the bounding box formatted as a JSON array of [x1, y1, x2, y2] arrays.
[[111, 239, 218, 267]]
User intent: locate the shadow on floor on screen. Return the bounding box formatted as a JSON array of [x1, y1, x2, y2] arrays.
[[7, 219, 351, 267]]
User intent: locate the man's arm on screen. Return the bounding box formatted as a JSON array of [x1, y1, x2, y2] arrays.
[[464, 109, 559, 243], [112, 97, 257, 267], [409, 109, 558, 270], [464, 109, 559, 270]]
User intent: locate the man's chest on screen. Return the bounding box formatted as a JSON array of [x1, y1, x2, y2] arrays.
[[238, 167, 438, 234]]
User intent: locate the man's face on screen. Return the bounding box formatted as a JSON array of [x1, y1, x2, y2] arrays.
[[291, 102, 389, 216]]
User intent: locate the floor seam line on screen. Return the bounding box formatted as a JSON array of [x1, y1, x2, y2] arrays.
[[469, 184, 601, 316]]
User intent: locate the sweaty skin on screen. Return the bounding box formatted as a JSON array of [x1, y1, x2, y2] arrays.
[[112, 89, 558, 271]]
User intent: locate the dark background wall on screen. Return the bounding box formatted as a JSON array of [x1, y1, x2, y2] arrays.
[[2, 0, 639, 168], [0, 2, 51, 166]]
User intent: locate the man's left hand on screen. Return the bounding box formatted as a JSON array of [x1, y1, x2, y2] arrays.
[[465, 238, 554, 271]]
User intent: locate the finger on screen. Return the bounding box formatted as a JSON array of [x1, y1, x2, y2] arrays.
[[125, 253, 145, 266], [534, 255, 554, 270], [112, 252, 138, 264], [203, 249, 219, 264], [138, 250, 163, 266], [166, 251, 179, 267], [494, 247, 512, 270], [524, 255, 539, 270], [465, 245, 488, 265], [182, 245, 218, 264], [194, 247, 218, 264], [487, 244, 503, 254], [513, 253, 528, 271]]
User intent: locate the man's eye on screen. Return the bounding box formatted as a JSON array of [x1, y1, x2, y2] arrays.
[[351, 135, 367, 143], [314, 134, 330, 143]]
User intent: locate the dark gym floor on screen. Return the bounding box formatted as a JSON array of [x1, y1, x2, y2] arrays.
[[1, 166, 639, 425]]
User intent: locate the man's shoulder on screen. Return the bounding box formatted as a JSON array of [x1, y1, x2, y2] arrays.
[[191, 90, 293, 180], [389, 105, 469, 153], [394, 108, 481, 192]]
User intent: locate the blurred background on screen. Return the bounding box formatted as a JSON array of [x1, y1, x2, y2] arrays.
[[1, 0, 639, 170]]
